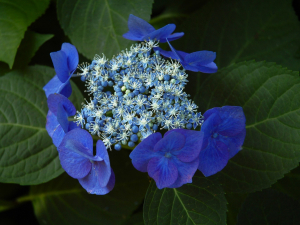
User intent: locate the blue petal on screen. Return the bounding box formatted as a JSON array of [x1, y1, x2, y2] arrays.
[[155, 47, 188, 62], [184, 51, 216, 65], [154, 131, 185, 153], [219, 128, 246, 158], [142, 24, 176, 42], [43, 75, 71, 98], [198, 140, 230, 177], [58, 139, 93, 179], [123, 32, 143, 41], [69, 121, 80, 131], [50, 50, 70, 83], [181, 62, 218, 73], [61, 43, 79, 73], [59, 81, 72, 98], [47, 94, 76, 133], [95, 140, 111, 187], [216, 106, 246, 136], [168, 157, 199, 188], [126, 14, 155, 39], [46, 111, 65, 147], [201, 113, 222, 149], [79, 167, 115, 195], [203, 107, 219, 120], [160, 32, 184, 43], [165, 129, 203, 162], [147, 157, 178, 189], [166, 40, 185, 62], [129, 132, 162, 172], [47, 94, 76, 116]]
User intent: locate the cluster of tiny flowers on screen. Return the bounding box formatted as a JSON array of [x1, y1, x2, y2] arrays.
[[74, 41, 204, 150]]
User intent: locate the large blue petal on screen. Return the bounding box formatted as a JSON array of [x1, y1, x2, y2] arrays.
[[154, 131, 185, 153], [198, 140, 230, 177], [147, 157, 178, 189], [166, 40, 185, 62], [126, 14, 155, 39], [123, 32, 143, 41], [95, 140, 111, 187], [182, 62, 218, 73], [46, 110, 58, 138], [43, 75, 71, 98], [47, 93, 76, 116], [143, 24, 176, 42], [155, 47, 188, 62], [58, 138, 93, 179], [64, 128, 93, 151], [59, 81, 72, 98], [160, 32, 184, 43], [203, 107, 219, 121], [219, 128, 246, 158], [61, 43, 79, 73], [168, 157, 199, 188], [200, 113, 222, 149], [216, 106, 246, 136], [165, 129, 203, 162], [50, 50, 70, 83], [129, 132, 162, 172], [46, 111, 65, 147], [79, 167, 115, 195], [184, 51, 216, 65]]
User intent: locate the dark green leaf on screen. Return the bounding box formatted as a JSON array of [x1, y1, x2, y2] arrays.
[[237, 189, 300, 225], [176, 0, 300, 71], [13, 30, 53, 69], [123, 212, 144, 225], [0, 0, 50, 68], [273, 165, 300, 201], [57, 0, 153, 60], [144, 172, 227, 225], [225, 193, 248, 225], [30, 150, 149, 225], [0, 65, 83, 185], [196, 61, 300, 193]]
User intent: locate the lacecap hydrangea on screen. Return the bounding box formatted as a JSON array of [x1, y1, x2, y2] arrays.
[[43, 14, 246, 193]]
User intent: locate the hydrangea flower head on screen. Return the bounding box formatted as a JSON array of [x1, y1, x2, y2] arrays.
[[74, 41, 204, 150], [157, 41, 218, 73], [43, 43, 79, 98], [123, 14, 184, 43], [46, 93, 79, 147], [129, 129, 204, 189], [58, 128, 115, 195], [198, 106, 246, 177]]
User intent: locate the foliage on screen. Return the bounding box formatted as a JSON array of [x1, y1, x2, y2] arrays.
[[0, 0, 300, 224]]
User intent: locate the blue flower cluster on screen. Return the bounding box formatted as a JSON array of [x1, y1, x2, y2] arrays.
[[43, 14, 246, 194], [74, 40, 204, 150]]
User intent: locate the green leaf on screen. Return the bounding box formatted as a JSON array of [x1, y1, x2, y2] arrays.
[[143, 172, 227, 225], [195, 61, 300, 193], [30, 150, 149, 225], [176, 0, 300, 71], [273, 165, 300, 201], [0, 65, 83, 185], [237, 189, 300, 224], [0, 0, 50, 68], [13, 30, 53, 69], [57, 0, 153, 59]]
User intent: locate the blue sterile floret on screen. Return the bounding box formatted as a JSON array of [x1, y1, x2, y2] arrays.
[[157, 41, 218, 73], [58, 128, 115, 195], [129, 129, 204, 189], [46, 93, 79, 147], [123, 14, 184, 43], [198, 106, 246, 177], [74, 40, 204, 149], [43, 43, 79, 98]]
